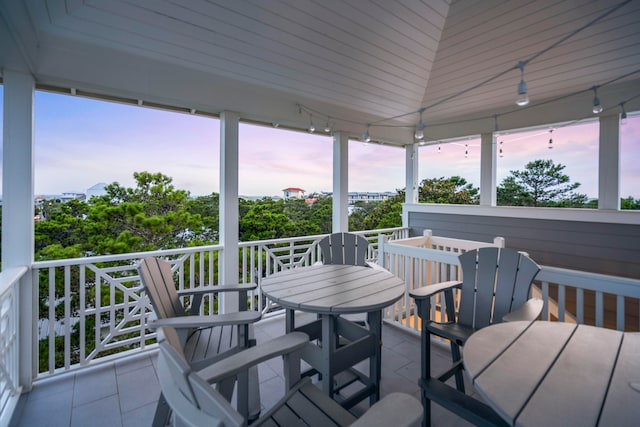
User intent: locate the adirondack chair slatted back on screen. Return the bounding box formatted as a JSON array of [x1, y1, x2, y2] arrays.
[[139, 257, 186, 318], [457, 247, 540, 329], [184, 326, 236, 362], [319, 232, 369, 266], [157, 330, 243, 427]]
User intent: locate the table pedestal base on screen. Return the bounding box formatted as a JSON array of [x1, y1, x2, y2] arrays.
[[288, 311, 382, 409]]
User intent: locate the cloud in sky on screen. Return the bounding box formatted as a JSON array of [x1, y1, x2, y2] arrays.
[[0, 88, 638, 199]]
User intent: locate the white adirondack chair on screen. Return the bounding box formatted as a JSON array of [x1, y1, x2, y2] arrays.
[[318, 232, 371, 266], [410, 247, 542, 426], [138, 257, 262, 426], [156, 325, 423, 427]]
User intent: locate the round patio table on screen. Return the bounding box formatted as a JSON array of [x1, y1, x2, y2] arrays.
[[261, 263, 404, 408], [464, 320, 640, 427]]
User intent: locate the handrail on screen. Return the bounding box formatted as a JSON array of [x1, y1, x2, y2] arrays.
[[31, 227, 408, 377], [379, 235, 640, 333], [0, 266, 28, 294], [31, 224, 639, 381], [0, 266, 28, 426]]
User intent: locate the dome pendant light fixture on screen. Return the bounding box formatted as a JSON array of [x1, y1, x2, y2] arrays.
[[515, 61, 530, 106], [414, 108, 426, 140], [308, 114, 316, 133], [591, 86, 603, 114], [324, 117, 332, 133], [620, 102, 628, 125], [362, 124, 371, 143]]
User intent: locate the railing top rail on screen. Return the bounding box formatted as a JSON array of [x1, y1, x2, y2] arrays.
[[388, 231, 504, 250], [536, 266, 640, 298], [0, 266, 29, 295], [237, 227, 406, 247], [33, 245, 223, 268], [383, 243, 462, 264]]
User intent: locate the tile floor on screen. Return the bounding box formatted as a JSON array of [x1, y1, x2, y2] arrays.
[[10, 313, 477, 426]]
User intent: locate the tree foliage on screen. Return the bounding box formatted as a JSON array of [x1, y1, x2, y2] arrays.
[[497, 159, 587, 207], [418, 176, 479, 204], [353, 191, 405, 230], [87, 172, 204, 252], [621, 196, 640, 210]]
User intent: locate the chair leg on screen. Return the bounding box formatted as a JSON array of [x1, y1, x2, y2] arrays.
[[450, 342, 465, 393], [152, 392, 171, 427], [421, 386, 431, 427], [247, 324, 261, 420], [416, 298, 432, 427], [248, 365, 261, 421]]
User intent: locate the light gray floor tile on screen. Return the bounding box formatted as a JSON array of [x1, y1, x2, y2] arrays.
[[73, 364, 118, 406], [116, 364, 160, 413], [256, 375, 285, 412], [9, 392, 27, 427], [115, 353, 154, 376], [19, 388, 73, 427], [382, 346, 413, 372], [26, 375, 75, 402], [71, 394, 122, 427], [122, 401, 156, 427]]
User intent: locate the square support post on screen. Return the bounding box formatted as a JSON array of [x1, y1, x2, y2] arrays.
[[405, 143, 419, 205], [332, 131, 349, 233], [598, 114, 620, 210], [480, 132, 496, 206], [2, 69, 36, 392], [219, 111, 240, 312]]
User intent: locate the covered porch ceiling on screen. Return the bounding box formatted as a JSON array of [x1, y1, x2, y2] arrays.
[[1, 0, 639, 145]]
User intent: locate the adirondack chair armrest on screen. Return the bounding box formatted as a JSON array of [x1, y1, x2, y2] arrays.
[[149, 311, 261, 330], [502, 297, 543, 323], [177, 284, 257, 313], [197, 332, 309, 384], [366, 261, 388, 271], [350, 392, 423, 427], [410, 280, 462, 300], [176, 283, 257, 296]]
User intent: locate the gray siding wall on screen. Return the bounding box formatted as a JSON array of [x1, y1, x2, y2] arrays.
[[408, 211, 640, 279]]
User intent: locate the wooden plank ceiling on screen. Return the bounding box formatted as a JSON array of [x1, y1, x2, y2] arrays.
[[1, 0, 639, 145]]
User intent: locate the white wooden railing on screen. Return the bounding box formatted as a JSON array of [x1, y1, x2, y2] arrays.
[[379, 231, 505, 330], [242, 227, 409, 315], [0, 267, 27, 426], [31, 227, 408, 378], [32, 246, 225, 376], [536, 267, 640, 331], [31, 225, 638, 381], [379, 233, 640, 333]]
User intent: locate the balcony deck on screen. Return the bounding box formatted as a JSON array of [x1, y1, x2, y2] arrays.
[[10, 313, 476, 427]]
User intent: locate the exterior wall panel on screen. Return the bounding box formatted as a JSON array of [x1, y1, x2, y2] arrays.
[[408, 211, 640, 278]]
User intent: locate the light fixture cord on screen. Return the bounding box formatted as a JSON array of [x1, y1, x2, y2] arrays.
[[372, 0, 633, 123]]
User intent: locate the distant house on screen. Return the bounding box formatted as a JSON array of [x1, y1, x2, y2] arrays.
[[60, 192, 86, 203], [87, 182, 108, 199], [348, 191, 396, 204], [282, 187, 305, 199]]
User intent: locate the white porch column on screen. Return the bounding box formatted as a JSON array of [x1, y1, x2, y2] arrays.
[[332, 132, 349, 232], [405, 143, 419, 205], [219, 111, 240, 312], [598, 114, 620, 210], [480, 132, 497, 206], [2, 69, 35, 390]]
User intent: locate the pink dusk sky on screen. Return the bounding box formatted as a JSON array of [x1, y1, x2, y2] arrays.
[[1, 88, 638, 199]]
